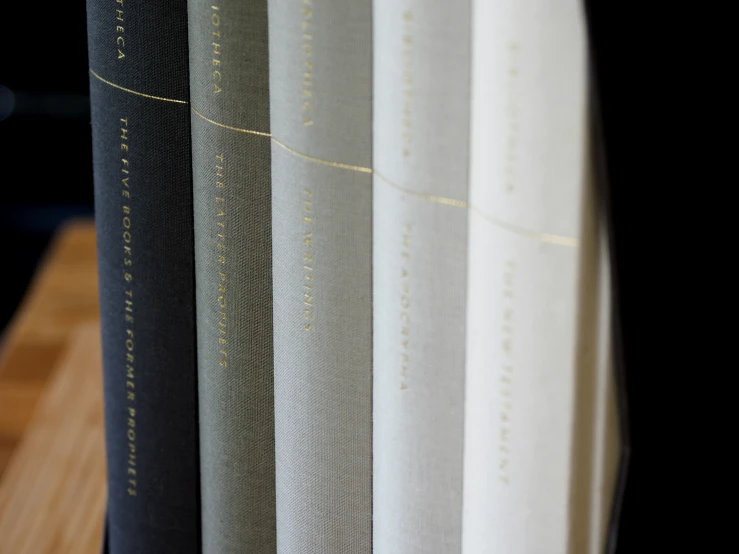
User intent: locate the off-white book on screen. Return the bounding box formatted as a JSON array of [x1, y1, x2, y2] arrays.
[[462, 0, 620, 552], [373, 1, 470, 552]]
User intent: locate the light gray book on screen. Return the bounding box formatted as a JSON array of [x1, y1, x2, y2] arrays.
[[267, 0, 372, 552], [372, 1, 470, 552], [188, 1, 276, 552]]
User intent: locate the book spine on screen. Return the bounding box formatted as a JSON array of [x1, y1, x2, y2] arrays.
[[187, 1, 276, 553], [86, 1, 200, 553], [461, 0, 588, 552], [583, 209, 620, 554], [267, 0, 372, 552], [372, 2, 470, 553], [564, 141, 620, 554]]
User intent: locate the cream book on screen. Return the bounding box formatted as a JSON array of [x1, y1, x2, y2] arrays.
[[461, 0, 622, 552]]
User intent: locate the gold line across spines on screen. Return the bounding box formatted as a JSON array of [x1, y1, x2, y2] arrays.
[[89, 69, 188, 104], [271, 139, 373, 174], [190, 107, 271, 137], [470, 206, 579, 247], [373, 171, 578, 247], [189, 108, 372, 173], [88, 81, 576, 247], [374, 170, 467, 208]]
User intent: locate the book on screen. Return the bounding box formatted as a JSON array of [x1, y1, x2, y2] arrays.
[[460, 0, 621, 552], [372, 2, 470, 552], [86, 0, 200, 552], [557, 131, 621, 554], [583, 235, 621, 554], [188, 1, 276, 552], [583, 5, 632, 550], [267, 0, 373, 551]]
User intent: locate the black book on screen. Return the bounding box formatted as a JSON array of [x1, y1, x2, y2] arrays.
[[86, 1, 200, 552]]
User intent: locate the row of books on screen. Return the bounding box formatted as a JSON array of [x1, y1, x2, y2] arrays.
[[87, 0, 625, 553]]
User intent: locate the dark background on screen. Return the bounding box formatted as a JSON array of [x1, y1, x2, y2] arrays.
[[0, 3, 94, 332]]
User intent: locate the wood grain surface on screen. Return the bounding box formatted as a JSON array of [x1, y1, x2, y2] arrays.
[[0, 219, 99, 475], [0, 219, 105, 554]]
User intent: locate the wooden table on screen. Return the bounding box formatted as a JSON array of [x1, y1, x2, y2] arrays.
[[0, 219, 106, 554]]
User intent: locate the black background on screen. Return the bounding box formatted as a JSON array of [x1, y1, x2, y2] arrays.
[[0, 3, 94, 331]]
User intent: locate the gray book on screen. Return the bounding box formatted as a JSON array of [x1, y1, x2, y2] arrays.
[[188, 1, 276, 552], [267, 0, 373, 552], [372, 2, 471, 553]]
